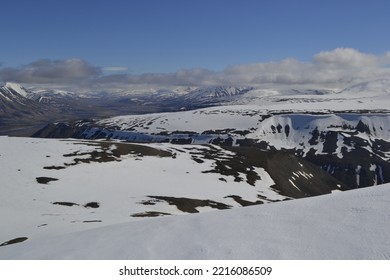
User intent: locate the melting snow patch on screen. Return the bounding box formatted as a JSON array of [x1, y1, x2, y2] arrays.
[[288, 179, 301, 191]]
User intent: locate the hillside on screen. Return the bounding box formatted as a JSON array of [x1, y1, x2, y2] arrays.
[[1, 174, 389, 259]]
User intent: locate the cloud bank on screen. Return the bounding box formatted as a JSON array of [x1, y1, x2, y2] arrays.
[[1, 48, 390, 87], [0, 59, 101, 84]]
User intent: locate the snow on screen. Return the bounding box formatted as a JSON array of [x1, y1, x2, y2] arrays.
[[335, 133, 344, 159], [0, 91, 12, 101], [0, 136, 287, 250], [4, 82, 29, 97], [1, 180, 389, 259], [288, 179, 301, 191], [96, 109, 390, 154], [356, 165, 362, 187]]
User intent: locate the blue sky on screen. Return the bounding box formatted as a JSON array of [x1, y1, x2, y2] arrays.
[[1, 0, 390, 86]]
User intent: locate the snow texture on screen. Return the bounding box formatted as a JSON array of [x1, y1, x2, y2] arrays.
[[0, 181, 389, 259]]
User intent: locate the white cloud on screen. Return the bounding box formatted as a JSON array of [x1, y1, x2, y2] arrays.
[[218, 48, 390, 86], [313, 48, 380, 68], [0, 59, 100, 84], [102, 66, 129, 72], [1, 48, 390, 87]]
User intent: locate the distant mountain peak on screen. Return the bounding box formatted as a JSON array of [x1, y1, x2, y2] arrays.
[[341, 78, 390, 95], [3, 82, 30, 98], [188, 86, 254, 99]]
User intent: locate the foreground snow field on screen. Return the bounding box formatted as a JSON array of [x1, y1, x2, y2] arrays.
[[0, 181, 389, 259], [0, 135, 389, 259]]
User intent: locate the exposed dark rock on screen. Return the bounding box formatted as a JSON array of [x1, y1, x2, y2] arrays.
[[0, 237, 28, 247], [43, 165, 66, 170], [211, 137, 233, 146], [225, 195, 264, 206], [356, 120, 371, 133], [36, 177, 59, 184], [131, 211, 171, 217], [285, 125, 290, 137], [52, 202, 79, 207], [322, 131, 339, 154], [84, 202, 100, 208], [148, 196, 232, 213], [308, 128, 320, 145], [225, 147, 350, 198]]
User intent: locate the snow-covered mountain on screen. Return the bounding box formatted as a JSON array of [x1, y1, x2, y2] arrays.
[[0, 83, 64, 135], [0, 82, 30, 108], [3, 79, 390, 136], [181, 86, 253, 102], [25, 88, 78, 104], [0, 82, 58, 117], [340, 78, 390, 96]]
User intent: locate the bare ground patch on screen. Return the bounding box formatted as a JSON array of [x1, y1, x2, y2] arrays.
[[131, 211, 171, 217], [147, 196, 232, 213], [44, 141, 174, 170], [36, 177, 59, 184], [0, 237, 28, 247], [52, 202, 79, 207], [84, 202, 100, 208]]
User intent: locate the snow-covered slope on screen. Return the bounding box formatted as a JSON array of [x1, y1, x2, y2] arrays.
[[84, 79, 390, 140], [83, 111, 390, 179], [34, 103, 390, 189], [224, 79, 390, 111], [0, 136, 350, 258], [0, 82, 29, 107], [1, 179, 389, 259], [340, 79, 390, 96]]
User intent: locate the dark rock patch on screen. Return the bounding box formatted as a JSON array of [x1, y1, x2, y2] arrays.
[[191, 156, 204, 163], [82, 220, 102, 223], [211, 136, 233, 146], [43, 165, 66, 170], [131, 211, 171, 217], [62, 141, 173, 166], [308, 128, 320, 145], [84, 202, 100, 208], [225, 195, 264, 206], [148, 196, 232, 213], [356, 120, 371, 133], [322, 131, 339, 154], [257, 194, 283, 203], [225, 146, 350, 198], [285, 124, 290, 137], [138, 199, 158, 205], [36, 177, 59, 184], [0, 237, 28, 247], [52, 202, 79, 207], [202, 129, 235, 135]]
